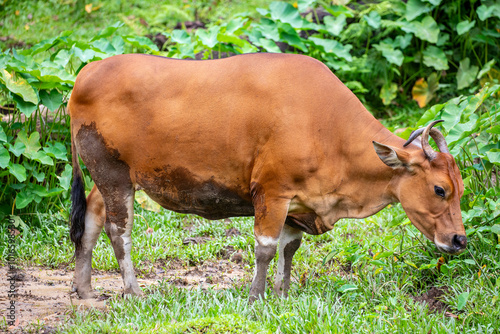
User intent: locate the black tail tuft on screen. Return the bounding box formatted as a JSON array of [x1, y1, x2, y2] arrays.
[[70, 140, 86, 252]]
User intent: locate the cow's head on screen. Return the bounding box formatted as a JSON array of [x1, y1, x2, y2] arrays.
[[373, 120, 467, 254]]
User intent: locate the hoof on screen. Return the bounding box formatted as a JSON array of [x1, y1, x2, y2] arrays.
[[77, 289, 95, 299], [123, 285, 144, 298]]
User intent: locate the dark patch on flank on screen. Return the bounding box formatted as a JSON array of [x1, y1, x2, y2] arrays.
[[76, 122, 132, 260], [136, 166, 254, 220]]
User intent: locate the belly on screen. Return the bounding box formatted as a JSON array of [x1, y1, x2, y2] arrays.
[[135, 167, 254, 220]]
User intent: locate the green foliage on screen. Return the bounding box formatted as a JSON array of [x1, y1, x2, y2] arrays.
[[0, 25, 158, 217], [158, 0, 499, 111]]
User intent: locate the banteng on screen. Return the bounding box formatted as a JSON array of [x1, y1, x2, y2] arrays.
[[69, 54, 466, 301]]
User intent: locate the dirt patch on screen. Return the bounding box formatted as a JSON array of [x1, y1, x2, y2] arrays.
[[412, 286, 449, 313], [0, 259, 248, 332]]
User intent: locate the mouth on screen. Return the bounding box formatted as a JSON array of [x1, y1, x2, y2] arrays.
[[435, 241, 466, 255]]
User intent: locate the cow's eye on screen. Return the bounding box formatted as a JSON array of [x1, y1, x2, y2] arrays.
[[434, 186, 445, 198]]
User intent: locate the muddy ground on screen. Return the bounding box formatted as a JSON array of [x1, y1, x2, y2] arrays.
[[0, 258, 249, 333]]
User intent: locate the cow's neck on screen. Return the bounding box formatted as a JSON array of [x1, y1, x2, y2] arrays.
[[305, 108, 405, 230]]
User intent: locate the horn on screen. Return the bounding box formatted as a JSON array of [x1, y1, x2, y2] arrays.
[[403, 120, 449, 160]]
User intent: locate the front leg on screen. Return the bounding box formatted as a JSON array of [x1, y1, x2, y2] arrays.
[[249, 185, 290, 303], [274, 223, 303, 297]]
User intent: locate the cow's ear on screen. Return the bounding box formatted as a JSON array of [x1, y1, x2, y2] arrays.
[[373, 141, 410, 169]]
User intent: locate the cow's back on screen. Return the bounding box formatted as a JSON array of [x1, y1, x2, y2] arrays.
[[69, 53, 357, 218]]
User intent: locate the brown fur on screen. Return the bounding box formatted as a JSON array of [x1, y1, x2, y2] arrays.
[[69, 53, 466, 300]]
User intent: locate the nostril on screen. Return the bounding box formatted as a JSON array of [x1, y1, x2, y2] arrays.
[[452, 234, 467, 249]]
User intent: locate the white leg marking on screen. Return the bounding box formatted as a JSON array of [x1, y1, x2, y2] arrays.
[[275, 225, 302, 288], [256, 235, 279, 247]]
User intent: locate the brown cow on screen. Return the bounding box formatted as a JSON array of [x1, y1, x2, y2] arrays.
[[69, 53, 466, 301]]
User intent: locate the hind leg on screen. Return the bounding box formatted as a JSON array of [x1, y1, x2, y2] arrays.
[[103, 188, 143, 297], [274, 223, 303, 297], [74, 185, 105, 299]]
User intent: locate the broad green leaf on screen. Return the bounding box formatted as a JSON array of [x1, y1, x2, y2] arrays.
[[457, 292, 470, 311], [0, 126, 6, 142], [380, 82, 398, 105], [423, 46, 448, 70], [91, 39, 117, 55], [337, 284, 358, 293], [257, 18, 280, 41], [485, 149, 500, 164], [464, 259, 476, 265], [12, 94, 37, 116], [297, 0, 315, 12], [457, 58, 479, 89], [402, 15, 439, 43], [226, 17, 247, 34], [477, 59, 496, 79], [0, 69, 38, 104], [323, 14, 346, 36], [373, 42, 403, 66], [170, 30, 191, 44], [395, 34, 413, 49], [446, 113, 478, 146], [487, 125, 500, 135], [46, 187, 64, 197], [491, 225, 500, 235], [196, 26, 220, 48], [111, 35, 125, 55], [123, 36, 159, 52], [57, 164, 72, 191], [416, 103, 444, 126], [279, 23, 308, 52], [363, 11, 381, 29], [8, 162, 26, 182], [309, 37, 351, 61], [441, 103, 464, 132], [18, 130, 41, 158], [32, 150, 54, 166], [32, 170, 45, 182], [323, 4, 354, 18], [0, 146, 10, 168], [53, 49, 71, 68], [30, 37, 58, 55], [9, 140, 26, 157], [72, 46, 97, 63], [40, 90, 63, 111], [28, 66, 76, 85], [477, 3, 500, 21], [91, 21, 123, 41], [258, 38, 282, 53], [16, 190, 35, 209], [405, 0, 433, 21], [43, 142, 68, 161], [456, 20, 476, 35], [345, 81, 368, 93], [30, 184, 49, 197], [217, 34, 242, 50], [269, 1, 304, 28]]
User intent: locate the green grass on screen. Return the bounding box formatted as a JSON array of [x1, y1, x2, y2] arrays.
[[1, 202, 498, 333]]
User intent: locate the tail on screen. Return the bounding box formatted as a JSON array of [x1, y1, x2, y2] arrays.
[[70, 132, 86, 253]]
